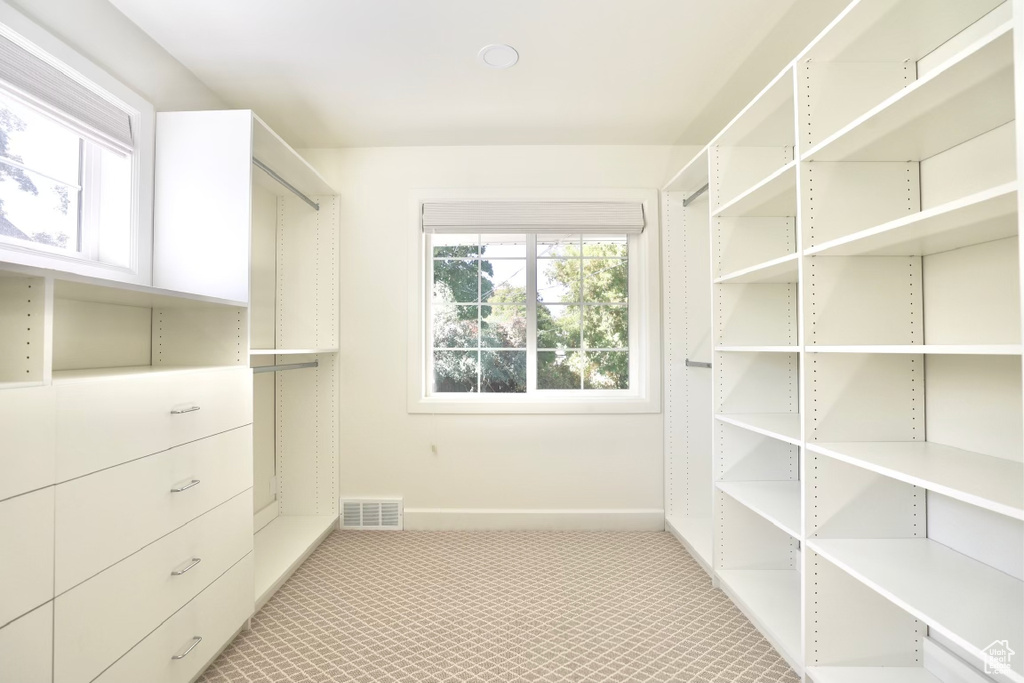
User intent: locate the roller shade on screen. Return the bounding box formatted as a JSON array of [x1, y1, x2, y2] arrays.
[[422, 201, 645, 234], [0, 32, 133, 152]]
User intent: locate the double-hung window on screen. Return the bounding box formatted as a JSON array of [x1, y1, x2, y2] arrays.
[[411, 193, 661, 414]]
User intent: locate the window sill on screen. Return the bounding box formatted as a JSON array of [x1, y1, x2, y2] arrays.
[[408, 393, 660, 415]]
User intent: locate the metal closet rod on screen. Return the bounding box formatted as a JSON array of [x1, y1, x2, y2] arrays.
[[682, 183, 709, 207], [252, 157, 320, 211], [685, 359, 711, 369], [253, 360, 319, 374]]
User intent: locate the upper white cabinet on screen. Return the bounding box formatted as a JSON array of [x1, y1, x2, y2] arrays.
[[153, 111, 335, 303]]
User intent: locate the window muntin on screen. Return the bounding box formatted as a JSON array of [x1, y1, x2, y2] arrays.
[[429, 233, 631, 395], [0, 77, 132, 266]]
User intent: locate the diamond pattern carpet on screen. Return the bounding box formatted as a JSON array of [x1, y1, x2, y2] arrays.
[[198, 531, 798, 683]]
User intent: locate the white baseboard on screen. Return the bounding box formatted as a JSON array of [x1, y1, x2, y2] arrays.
[[402, 508, 665, 531]]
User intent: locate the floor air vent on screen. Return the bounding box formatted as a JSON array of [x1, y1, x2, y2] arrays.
[[340, 498, 403, 530]]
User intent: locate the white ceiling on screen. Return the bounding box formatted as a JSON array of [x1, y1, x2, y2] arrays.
[[108, 0, 848, 148]]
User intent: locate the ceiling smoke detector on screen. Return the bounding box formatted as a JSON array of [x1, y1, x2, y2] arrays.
[[478, 44, 519, 69]]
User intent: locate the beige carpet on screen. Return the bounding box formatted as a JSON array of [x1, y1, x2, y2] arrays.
[[198, 531, 798, 683]]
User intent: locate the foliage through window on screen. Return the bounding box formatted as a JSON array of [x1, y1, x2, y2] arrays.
[[0, 88, 132, 266], [430, 234, 630, 394]]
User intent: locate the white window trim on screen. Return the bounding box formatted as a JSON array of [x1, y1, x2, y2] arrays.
[[0, 0, 154, 286], [407, 188, 661, 414]]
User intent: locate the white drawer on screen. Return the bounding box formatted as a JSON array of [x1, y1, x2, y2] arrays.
[[0, 603, 52, 683], [55, 425, 252, 594], [55, 490, 252, 683], [0, 386, 55, 501], [93, 553, 253, 683], [56, 367, 252, 481], [0, 488, 54, 627]]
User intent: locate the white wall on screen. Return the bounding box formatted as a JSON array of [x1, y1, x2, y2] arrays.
[[8, 0, 223, 111], [303, 145, 694, 530]]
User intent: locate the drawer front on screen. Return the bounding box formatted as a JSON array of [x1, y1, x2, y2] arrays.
[[0, 386, 55, 501], [56, 367, 252, 481], [0, 603, 53, 683], [55, 490, 252, 683], [55, 426, 252, 594], [93, 553, 253, 683], [0, 488, 54, 626]]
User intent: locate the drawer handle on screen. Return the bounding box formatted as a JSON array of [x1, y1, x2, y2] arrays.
[[171, 557, 202, 576], [170, 479, 201, 493], [171, 636, 203, 660], [171, 405, 201, 415]]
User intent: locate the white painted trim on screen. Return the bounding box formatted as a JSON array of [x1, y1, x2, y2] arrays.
[[407, 187, 661, 414], [402, 507, 665, 531]]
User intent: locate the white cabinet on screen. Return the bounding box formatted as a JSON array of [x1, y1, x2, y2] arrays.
[[0, 386, 55, 502], [0, 604, 53, 683], [0, 488, 54, 628]]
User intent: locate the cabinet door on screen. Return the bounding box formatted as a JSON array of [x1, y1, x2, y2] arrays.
[[153, 110, 252, 303], [0, 386, 55, 501], [0, 603, 52, 683], [0, 488, 54, 627]]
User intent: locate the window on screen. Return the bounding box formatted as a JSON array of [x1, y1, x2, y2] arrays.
[[410, 191, 661, 414], [431, 233, 631, 394], [0, 5, 153, 283]]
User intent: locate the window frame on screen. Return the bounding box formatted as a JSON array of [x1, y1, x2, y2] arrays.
[[408, 188, 661, 414], [0, 0, 154, 285]]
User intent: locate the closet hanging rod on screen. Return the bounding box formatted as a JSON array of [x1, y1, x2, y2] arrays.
[[253, 360, 319, 374], [252, 157, 320, 211], [685, 359, 712, 369], [682, 183, 709, 207]]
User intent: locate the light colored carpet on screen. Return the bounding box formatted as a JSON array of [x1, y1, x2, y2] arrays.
[[198, 531, 798, 683]]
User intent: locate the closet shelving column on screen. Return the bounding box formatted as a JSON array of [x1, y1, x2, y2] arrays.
[[662, 147, 713, 571], [706, 65, 803, 675], [796, 1, 1023, 681]]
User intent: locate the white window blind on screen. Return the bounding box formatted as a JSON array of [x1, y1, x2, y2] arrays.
[[0, 31, 132, 152], [421, 201, 645, 234]]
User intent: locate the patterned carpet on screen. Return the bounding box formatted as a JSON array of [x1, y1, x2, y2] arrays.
[[198, 531, 798, 683]]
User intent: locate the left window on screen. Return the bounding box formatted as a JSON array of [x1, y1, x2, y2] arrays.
[[0, 4, 153, 282]]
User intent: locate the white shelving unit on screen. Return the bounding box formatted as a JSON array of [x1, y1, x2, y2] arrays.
[[663, 1, 1024, 680]]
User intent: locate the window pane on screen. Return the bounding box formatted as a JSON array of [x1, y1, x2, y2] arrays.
[[582, 305, 628, 349], [433, 350, 478, 392], [0, 93, 81, 186], [584, 351, 629, 389], [481, 305, 526, 348], [0, 161, 80, 252], [481, 259, 526, 303], [481, 351, 526, 393], [537, 258, 579, 303], [537, 234, 580, 258], [433, 234, 478, 258], [95, 144, 132, 268], [582, 235, 627, 258], [433, 304, 479, 348], [583, 259, 627, 303], [480, 233, 525, 258], [537, 304, 580, 349], [433, 259, 478, 302], [538, 350, 582, 390]]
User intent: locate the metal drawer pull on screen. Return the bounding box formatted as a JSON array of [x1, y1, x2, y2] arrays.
[[171, 636, 202, 660], [170, 479, 201, 493], [171, 557, 202, 576], [171, 405, 201, 415]]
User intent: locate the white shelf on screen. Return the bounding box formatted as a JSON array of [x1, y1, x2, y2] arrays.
[[809, 441, 1024, 520], [805, 183, 1018, 257], [253, 514, 337, 609], [806, 345, 1021, 355], [252, 113, 335, 198], [51, 364, 244, 385], [714, 67, 795, 148], [715, 253, 799, 284], [802, 24, 1014, 162], [716, 346, 799, 353], [807, 667, 940, 683], [717, 569, 802, 675], [715, 413, 801, 446], [250, 348, 339, 355], [663, 146, 709, 193], [713, 161, 797, 218], [665, 515, 712, 574], [716, 481, 801, 539], [809, 538, 1024, 682]]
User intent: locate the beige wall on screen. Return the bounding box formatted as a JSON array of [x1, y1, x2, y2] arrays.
[[9, 0, 223, 111], [303, 145, 694, 529]]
